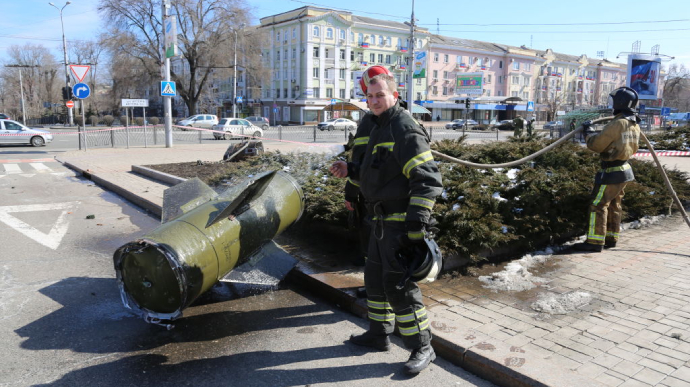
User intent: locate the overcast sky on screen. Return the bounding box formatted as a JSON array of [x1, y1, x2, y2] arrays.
[[3, 0, 688, 70]]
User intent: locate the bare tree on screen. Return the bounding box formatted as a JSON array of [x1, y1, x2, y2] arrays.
[[663, 64, 690, 112], [98, 0, 257, 115], [69, 40, 106, 115], [1, 44, 59, 119]]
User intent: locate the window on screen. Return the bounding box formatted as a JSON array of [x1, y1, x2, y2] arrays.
[[276, 50, 280, 61], [340, 30, 345, 40], [499, 60, 503, 69], [433, 70, 438, 78], [443, 71, 448, 79], [370, 34, 375, 43], [512, 76, 520, 84], [433, 53, 439, 62], [313, 87, 320, 98], [386, 37, 391, 46], [313, 67, 319, 77], [326, 88, 333, 98], [326, 28, 333, 39], [524, 63, 531, 72], [522, 91, 529, 99], [524, 77, 530, 86], [370, 53, 375, 63], [293, 28, 296, 39], [385, 54, 391, 64], [340, 49, 346, 60], [416, 78, 422, 85], [417, 92, 422, 100], [350, 31, 354, 42], [339, 69, 345, 79], [432, 86, 438, 95], [284, 88, 288, 98], [511, 91, 518, 97], [284, 49, 288, 60], [357, 52, 363, 62], [358, 33, 363, 44], [378, 54, 384, 63], [512, 61, 519, 70], [442, 86, 448, 95], [486, 75, 492, 83], [313, 47, 319, 57], [350, 51, 355, 61], [292, 48, 296, 58], [313, 26, 319, 37], [444, 54, 449, 63], [486, 90, 491, 97], [276, 31, 280, 42], [325, 48, 330, 58], [379, 36, 384, 46], [456, 55, 463, 64], [397, 38, 403, 48], [340, 89, 345, 99]]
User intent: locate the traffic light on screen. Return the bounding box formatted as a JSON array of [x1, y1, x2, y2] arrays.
[[465, 99, 471, 109], [61, 86, 73, 100]]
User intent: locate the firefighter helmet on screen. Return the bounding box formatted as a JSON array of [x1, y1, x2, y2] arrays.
[[359, 65, 393, 94], [608, 87, 639, 111], [395, 236, 443, 288]]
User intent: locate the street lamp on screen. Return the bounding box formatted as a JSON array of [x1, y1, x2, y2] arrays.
[[49, 1, 72, 126], [233, 23, 246, 118]]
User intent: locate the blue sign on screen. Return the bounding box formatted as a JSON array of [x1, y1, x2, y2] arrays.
[[72, 83, 90, 99], [527, 101, 535, 112], [161, 81, 176, 96], [331, 99, 337, 104], [639, 104, 646, 114], [236, 96, 243, 103], [661, 107, 671, 117], [273, 108, 279, 113]]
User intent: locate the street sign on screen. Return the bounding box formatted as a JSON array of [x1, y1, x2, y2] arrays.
[[236, 96, 243, 103], [331, 99, 337, 104], [161, 81, 176, 96], [72, 83, 90, 99], [273, 108, 279, 113], [65, 100, 74, 109], [69, 65, 90, 83], [527, 101, 535, 112], [661, 107, 671, 116], [121, 99, 149, 107], [639, 104, 646, 114]]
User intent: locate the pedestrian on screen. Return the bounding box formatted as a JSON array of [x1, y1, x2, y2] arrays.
[[513, 115, 524, 137], [526, 118, 535, 137], [573, 87, 641, 252], [329, 66, 443, 375], [569, 118, 576, 132], [436, 115, 440, 122]]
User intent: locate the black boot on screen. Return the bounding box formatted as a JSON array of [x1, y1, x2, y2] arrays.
[[604, 240, 617, 249], [349, 331, 390, 351], [573, 242, 603, 253], [403, 343, 436, 375]]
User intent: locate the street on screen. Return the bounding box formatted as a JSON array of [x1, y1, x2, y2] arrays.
[[0, 147, 496, 387]]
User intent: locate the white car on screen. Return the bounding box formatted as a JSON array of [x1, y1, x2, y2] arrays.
[[0, 119, 53, 147], [317, 118, 357, 131], [177, 114, 219, 130], [212, 118, 263, 140]]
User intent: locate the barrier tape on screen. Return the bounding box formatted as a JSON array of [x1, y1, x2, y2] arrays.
[[633, 151, 690, 157]]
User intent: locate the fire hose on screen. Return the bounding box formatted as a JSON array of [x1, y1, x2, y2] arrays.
[[431, 116, 690, 229]]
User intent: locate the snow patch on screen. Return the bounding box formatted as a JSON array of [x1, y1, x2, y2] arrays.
[[531, 291, 593, 314]]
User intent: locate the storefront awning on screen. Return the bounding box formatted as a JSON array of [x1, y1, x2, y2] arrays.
[[321, 101, 369, 112], [411, 104, 431, 115]]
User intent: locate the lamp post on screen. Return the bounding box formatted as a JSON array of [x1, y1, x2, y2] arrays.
[[49, 1, 72, 126], [233, 23, 246, 118]]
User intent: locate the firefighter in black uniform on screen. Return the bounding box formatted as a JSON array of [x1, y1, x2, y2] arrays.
[[330, 69, 443, 375], [574, 87, 641, 252]]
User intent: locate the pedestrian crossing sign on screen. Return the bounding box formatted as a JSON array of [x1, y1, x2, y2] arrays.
[[161, 81, 176, 96]]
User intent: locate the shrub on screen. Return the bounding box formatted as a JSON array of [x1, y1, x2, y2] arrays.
[[640, 127, 690, 151], [149, 117, 160, 125], [74, 116, 85, 126], [119, 116, 128, 126], [135, 117, 145, 126], [88, 115, 99, 126], [102, 115, 115, 126]]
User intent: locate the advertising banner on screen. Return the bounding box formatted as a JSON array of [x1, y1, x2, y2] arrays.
[[413, 52, 427, 79], [164, 16, 178, 58], [353, 70, 365, 98], [626, 54, 661, 100], [455, 72, 483, 95]]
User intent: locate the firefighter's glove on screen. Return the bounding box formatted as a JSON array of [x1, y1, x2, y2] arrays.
[[582, 120, 595, 138]]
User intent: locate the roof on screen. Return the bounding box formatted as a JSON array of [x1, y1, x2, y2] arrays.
[[321, 101, 369, 112], [411, 104, 431, 115]]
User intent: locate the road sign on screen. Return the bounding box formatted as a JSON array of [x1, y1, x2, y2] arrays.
[[527, 101, 535, 112], [236, 96, 243, 103], [331, 99, 337, 104], [65, 100, 74, 108], [273, 108, 279, 113], [639, 104, 646, 114], [121, 99, 149, 107], [72, 83, 91, 99], [661, 107, 671, 116], [161, 81, 176, 96], [69, 65, 90, 82]]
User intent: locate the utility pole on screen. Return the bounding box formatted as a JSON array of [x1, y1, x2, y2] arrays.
[[49, 1, 73, 126], [5, 64, 39, 125], [405, 0, 416, 114], [162, 0, 173, 147], [233, 23, 246, 118]]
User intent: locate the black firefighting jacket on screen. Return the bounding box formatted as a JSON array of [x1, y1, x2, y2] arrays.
[[347, 103, 443, 227], [344, 113, 375, 203]]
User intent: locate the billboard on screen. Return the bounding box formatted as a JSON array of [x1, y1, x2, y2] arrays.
[[626, 54, 661, 100], [455, 72, 483, 95], [413, 52, 427, 79], [353, 70, 365, 98]]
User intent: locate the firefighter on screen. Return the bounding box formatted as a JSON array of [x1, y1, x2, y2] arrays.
[[513, 115, 525, 137], [526, 118, 535, 137], [574, 87, 641, 252], [329, 67, 443, 375]]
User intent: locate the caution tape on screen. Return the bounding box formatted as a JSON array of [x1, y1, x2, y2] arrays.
[[633, 151, 690, 157]]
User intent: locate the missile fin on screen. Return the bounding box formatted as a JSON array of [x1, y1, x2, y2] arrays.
[[162, 177, 218, 223], [206, 170, 277, 228], [219, 241, 297, 286]]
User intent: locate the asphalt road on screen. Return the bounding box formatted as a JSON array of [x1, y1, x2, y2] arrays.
[[0, 148, 497, 387]]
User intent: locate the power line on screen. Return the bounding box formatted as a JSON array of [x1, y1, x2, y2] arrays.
[[438, 28, 690, 34], [421, 19, 690, 27]]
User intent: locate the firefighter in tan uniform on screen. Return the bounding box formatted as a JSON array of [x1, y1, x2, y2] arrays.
[[574, 87, 641, 252], [330, 67, 443, 375]]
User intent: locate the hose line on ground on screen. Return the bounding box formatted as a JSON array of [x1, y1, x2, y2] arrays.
[[430, 116, 690, 229]]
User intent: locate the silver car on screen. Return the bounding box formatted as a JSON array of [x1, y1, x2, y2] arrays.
[[0, 120, 53, 147], [176, 114, 219, 130], [212, 118, 263, 140]]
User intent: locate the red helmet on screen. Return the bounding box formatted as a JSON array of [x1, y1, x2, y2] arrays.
[[359, 65, 393, 94]]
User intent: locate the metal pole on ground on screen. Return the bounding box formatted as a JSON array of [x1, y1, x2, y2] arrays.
[[143, 107, 148, 148]]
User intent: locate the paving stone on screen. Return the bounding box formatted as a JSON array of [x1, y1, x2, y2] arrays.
[[608, 346, 643, 363], [592, 353, 625, 368], [590, 339, 617, 352], [647, 352, 686, 368], [655, 337, 681, 349], [522, 327, 549, 340], [659, 376, 690, 387], [637, 357, 677, 375], [571, 334, 596, 346], [557, 346, 595, 364], [656, 346, 690, 362], [627, 336, 661, 352], [595, 371, 626, 387], [619, 379, 652, 387], [531, 338, 557, 350], [611, 359, 646, 378], [576, 362, 608, 378], [490, 329, 516, 342], [632, 367, 668, 385], [669, 366, 690, 383], [504, 334, 533, 347]]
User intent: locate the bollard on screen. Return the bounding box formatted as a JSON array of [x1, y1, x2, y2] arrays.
[[153, 126, 158, 145], [429, 127, 433, 141], [144, 124, 148, 148], [313, 126, 316, 142], [111, 127, 115, 147], [198, 128, 202, 144], [279, 125, 283, 141]]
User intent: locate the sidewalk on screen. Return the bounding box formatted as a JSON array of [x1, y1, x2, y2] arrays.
[[55, 143, 690, 387]]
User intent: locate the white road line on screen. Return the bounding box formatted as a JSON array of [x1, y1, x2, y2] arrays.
[[30, 163, 52, 172], [3, 164, 22, 174], [0, 202, 79, 250]]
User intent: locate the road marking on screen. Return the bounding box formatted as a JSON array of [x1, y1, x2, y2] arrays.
[[30, 163, 52, 172], [3, 164, 22, 174], [0, 158, 54, 163], [0, 202, 79, 250]]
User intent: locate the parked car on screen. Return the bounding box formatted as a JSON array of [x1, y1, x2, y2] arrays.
[[493, 120, 515, 130], [176, 114, 218, 130], [450, 119, 479, 130], [317, 118, 357, 131], [0, 113, 10, 120], [543, 121, 563, 130], [445, 119, 463, 129], [212, 118, 263, 140], [246, 116, 270, 130], [0, 119, 53, 147]]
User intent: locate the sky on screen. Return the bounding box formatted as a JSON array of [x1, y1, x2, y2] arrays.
[[3, 0, 689, 71]]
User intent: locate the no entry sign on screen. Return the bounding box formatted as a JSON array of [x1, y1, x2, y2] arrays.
[[66, 100, 75, 108]]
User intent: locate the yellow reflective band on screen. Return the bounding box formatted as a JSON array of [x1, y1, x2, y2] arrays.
[[588, 212, 597, 240], [372, 212, 406, 222], [396, 308, 427, 323], [367, 300, 392, 310], [592, 185, 607, 206], [606, 231, 620, 237], [354, 137, 369, 146], [418, 318, 430, 331], [602, 164, 631, 173], [408, 231, 425, 241], [410, 196, 435, 210], [347, 177, 360, 187], [372, 142, 395, 154], [403, 150, 433, 178], [368, 312, 395, 322]]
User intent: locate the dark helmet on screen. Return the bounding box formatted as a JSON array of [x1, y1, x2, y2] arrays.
[[608, 87, 639, 111], [409, 238, 443, 284]]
